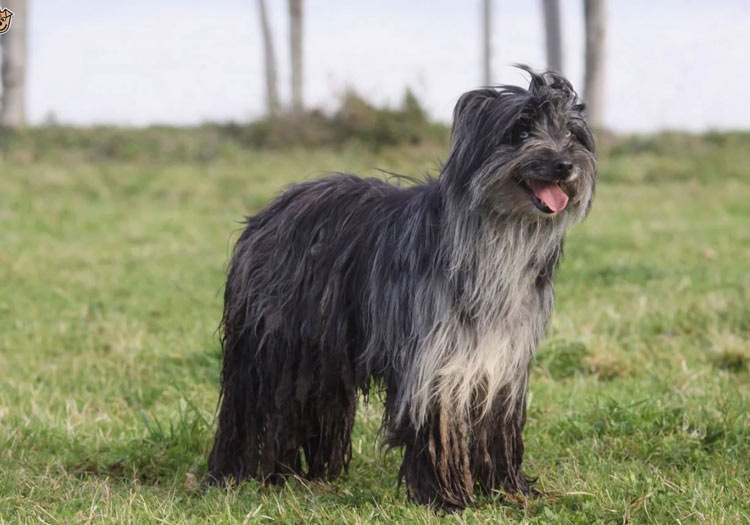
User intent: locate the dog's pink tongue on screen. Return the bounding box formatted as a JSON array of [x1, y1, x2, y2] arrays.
[[529, 181, 569, 212]]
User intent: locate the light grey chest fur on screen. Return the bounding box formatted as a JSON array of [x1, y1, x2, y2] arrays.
[[403, 220, 562, 428]]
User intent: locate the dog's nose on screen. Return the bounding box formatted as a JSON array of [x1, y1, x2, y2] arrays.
[[553, 160, 573, 180]]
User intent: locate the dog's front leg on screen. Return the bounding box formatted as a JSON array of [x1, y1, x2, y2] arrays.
[[470, 379, 531, 496], [398, 403, 474, 511]]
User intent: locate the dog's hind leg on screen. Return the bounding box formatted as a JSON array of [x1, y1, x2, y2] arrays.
[[300, 345, 357, 481], [206, 333, 261, 485], [301, 390, 356, 481], [207, 329, 307, 485], [470, 379, 532, 497]]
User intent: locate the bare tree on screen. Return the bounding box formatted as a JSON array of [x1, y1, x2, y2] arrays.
[[289, 0, 303, 115], [583, 0, 606, 128], [257, 0, 279, 116], [542, 0, 563, 73], [1, 0, 27, 128], [481, 0, 492, 85]]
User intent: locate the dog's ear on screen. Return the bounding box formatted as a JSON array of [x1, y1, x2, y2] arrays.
[[450, 89, 494, 138], [447, 89, 499, 177], [450, 87, 526, 147], [444, 87, 527, 192]]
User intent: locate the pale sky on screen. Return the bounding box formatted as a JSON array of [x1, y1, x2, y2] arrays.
[[21, 0, 750, 132]]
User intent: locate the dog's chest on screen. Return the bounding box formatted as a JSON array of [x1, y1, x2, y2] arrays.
[[483, 270, 551, 351]]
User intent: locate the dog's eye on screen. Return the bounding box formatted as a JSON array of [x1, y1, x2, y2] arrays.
[[565, 130, 572, 138], [519, 131, 530, 140]]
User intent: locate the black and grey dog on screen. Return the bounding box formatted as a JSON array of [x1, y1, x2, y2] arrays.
[[207, 68, 596, 509]]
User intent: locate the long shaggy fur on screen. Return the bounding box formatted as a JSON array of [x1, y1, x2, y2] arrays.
[[207, 67, 596, 509]]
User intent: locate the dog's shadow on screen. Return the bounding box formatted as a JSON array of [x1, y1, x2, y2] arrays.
[[66, 400, 407, 512], [67, 398, 542, 516], [69, 400, 211, 486]]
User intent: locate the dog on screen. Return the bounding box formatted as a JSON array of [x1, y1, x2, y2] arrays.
[[0, 8, 13, 34], [207, 67, 596, 510]]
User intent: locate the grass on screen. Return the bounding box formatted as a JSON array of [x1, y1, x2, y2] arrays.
[[1, 131, 749, 523]]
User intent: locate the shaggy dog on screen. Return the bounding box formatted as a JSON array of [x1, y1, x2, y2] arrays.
[[207, 67, 596, 509]]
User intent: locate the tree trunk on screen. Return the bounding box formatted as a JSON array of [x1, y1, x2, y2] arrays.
[[481, 0, 492, 85], [542, 0, 563, 73], [289, 0, 303, 115], [1, 0, 27, 128], [583, 0, 606, 128], [257, 0, 279, 117]]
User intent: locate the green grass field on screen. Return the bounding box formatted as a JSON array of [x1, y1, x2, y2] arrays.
[[1, 132, 749, 523]]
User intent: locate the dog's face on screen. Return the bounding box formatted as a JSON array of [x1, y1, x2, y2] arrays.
[[444, 68, 596, 222], [0, 9, 12, 33]]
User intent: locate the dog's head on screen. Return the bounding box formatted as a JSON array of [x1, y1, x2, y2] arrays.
[[443, 66, 596, 222], [0, 9, 13, 34]]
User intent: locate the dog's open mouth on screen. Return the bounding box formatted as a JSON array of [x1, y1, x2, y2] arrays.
[[519, 179, 569, 214]]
